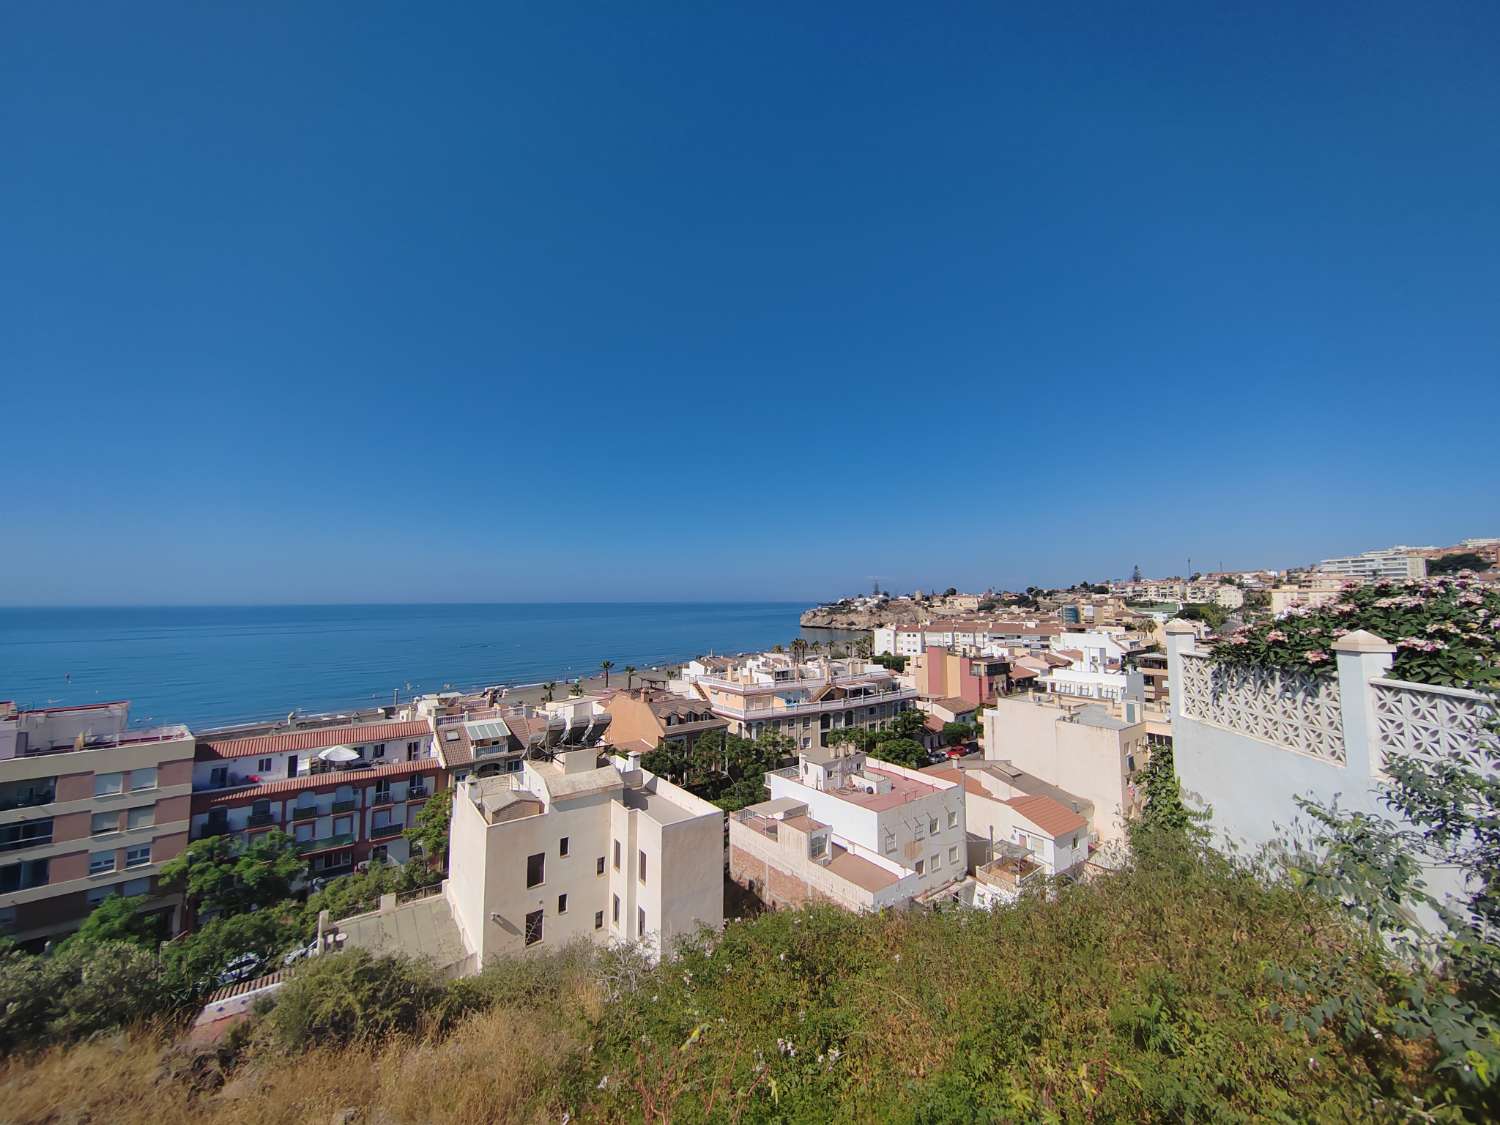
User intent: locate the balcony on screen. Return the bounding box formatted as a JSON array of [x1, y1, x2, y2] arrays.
[[370, 821, 404, 840], [370, 790, 394, 808], [715, 687, 918, 720], [297, 833, 355, 856], [331, 799, 358, 814], [0, 830, 54, 854], [247, 811, 275, 828], [0, 785, 56, 813], [290, 806, 319, 822], [407, 784, 429, 800]]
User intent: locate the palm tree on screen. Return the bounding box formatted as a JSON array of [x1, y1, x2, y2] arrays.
[[541, 681, 556, 703], [600, 659, 615, 688], [571, 678, 584, 697], [624, 665, 638, 689], [790, 637, 809, 665]]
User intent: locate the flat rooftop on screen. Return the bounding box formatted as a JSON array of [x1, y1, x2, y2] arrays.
[[337, 891, 469, 975], [622, 784, 696, 826], [825, 766, 944, 812]]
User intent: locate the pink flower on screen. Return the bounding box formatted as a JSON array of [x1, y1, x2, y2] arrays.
[[1266, 629, 1288, 642], [1304, 650, 1329, 664]]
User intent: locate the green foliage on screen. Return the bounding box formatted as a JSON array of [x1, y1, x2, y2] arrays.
[[263, 948, 446, 1051], [1284, 692, 1500, 1116], [1177, 601, 1230, 631], [1128, 742, 1207, 851], [871, 737, 927, 768], [1430, 551, 1489, 575], [642, 729, 793, 810], [58, 894, 167, 952], [1212, 575, 1500, 687], [872, 653, 907, 672], [404, 787, 452, 869], [939, 720, 976, 746], [158, 830, 306, 918], [0, 941, 175, 1053], [161, 907, 301, 998]]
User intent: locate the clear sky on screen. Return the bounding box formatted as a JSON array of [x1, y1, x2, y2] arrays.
[[4, 2, 1497, 605]]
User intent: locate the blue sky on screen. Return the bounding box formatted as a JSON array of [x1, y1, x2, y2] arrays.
[[4, 2, 1497, 605]]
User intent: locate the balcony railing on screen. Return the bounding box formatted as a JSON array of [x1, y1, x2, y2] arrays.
[[0, 788, 57, 813], [297, 833, 355, 855], [247, 811, 275, 828], [290, 806, 318, 821], [331, 799, 358, 814], [0, 831, 54, 854], [407, 784, 429, 800], [370, 822, 404, 840], [718, 687, 917, 720], [370, 791, 394, 808]]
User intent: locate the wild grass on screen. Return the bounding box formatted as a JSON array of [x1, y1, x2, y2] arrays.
[[0, 846, 1449, 1123]]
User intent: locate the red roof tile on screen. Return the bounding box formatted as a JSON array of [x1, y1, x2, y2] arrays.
[[198, 719, 433, 760], [191, 759, 442, 811], [1005, 794, 1087, 838]]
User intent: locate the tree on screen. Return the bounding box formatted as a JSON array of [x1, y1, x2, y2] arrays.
[[623, 665, 638, 689], [944, 587, 958, 597], [60, 893, 166, 951], [1177, 602, 1229, 631], [790, 637, 809, 664], [1128, 742, 1205, 846], [940, 721, 976, 747], [1429, 551, 1489, 575], [541, 681, 557, 702], [871, 738, 927, 769], [600, 660, 615, 687], [873, 653, 907, 673], [405, 788, 453, 870], [162, 908, 300, 997], [158, 830, 305, 921], [570, 678, 584, 697], [888, 708, 928, 742], [1132, 564, 1143, 582]]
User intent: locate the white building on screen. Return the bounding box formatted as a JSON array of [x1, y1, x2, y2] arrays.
[[1040, 667, 1129, 701], [338, 748, 724, 971], [728, 746, 966, 911], [924, 762, 1091, 877], [1317, 547, 1427, 582]]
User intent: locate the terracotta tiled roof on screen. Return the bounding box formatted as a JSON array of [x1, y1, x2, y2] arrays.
[[191, 758, 442, 811], [198, 719, 433, 760], [1005, 794, 1087, 838]]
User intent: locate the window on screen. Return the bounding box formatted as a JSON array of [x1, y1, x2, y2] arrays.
[[86, 884, 117, 906], [295, 823, 314, 843], [947, 810, 958, 829], [613, 840, 621, 871], [90, 852, 116, 876], [333, 816, 353, 836], [594, 910, 604, 930], [557, 893, 568, 914], [596, 856, 606, 876], [948, 845, 959, 865], [928, 816, 938, 834], [0, 818, 52, 851], [612, 894, 620, 925], [526, 852, 545, 888], [0, 858, 49, 892], [809, 835, 826, 858], [638, 849, 647, 884], [1071, 835, 1080, 849], [638, 907, 645, 937], [125, 844, 151, 869], [127, 806, 154, 831], [884, 830, 896, 854], [931, 851, 941, 870], [257, 758, 273, 773], [371, 844, 388, 864], [129, 767, 157, 792], [407, 741, 422, 761], [524, 909, 544, 946], [915, 859, 925, 876], [371, 743, 386, 759], [91, 811, 120, 836], [559, 836, 570, 857], [94, 772, 123, 797]]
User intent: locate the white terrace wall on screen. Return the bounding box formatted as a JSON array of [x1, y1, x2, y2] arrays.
[[1165, 623, 1494, 867]]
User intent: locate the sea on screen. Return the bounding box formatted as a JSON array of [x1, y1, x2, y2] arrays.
[[0, 603, 853, 731]]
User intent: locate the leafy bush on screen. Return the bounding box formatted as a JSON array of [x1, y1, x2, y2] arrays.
[[1212, 575, 1500, 687], [0, 941, 175, 1053], [263, 948, 446, 1051]]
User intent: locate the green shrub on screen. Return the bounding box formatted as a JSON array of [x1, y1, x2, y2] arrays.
[[0, 941, 175, 1053], [263, 949, 445, 1051]]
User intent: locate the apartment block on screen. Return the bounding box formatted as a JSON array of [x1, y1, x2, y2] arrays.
[[440, 748, 724, 965], [1317, 548, 1428, 582], [923, 762, 1091, 877], [190, 718, 444, 878], [913, 646, 1011, 708], [0, 701, 194, 946], [728, 746, 966, 911], [683, 654, 916, 749], [604, 688, 729, 756]]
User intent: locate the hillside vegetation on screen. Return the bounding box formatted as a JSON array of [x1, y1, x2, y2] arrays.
[[0, 842, 1472, 1123]]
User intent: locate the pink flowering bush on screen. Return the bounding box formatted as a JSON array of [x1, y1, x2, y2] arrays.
[[1209, 576, 1500, 687]]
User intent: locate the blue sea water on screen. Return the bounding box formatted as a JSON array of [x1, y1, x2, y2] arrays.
[[0, 603, 829, 730]]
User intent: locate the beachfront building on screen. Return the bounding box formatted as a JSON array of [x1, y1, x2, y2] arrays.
[[982, 695, 1165, 844], [727, 746, 966, 912], [0, 701, 194, 946], [429, 698, 614, 785], [189, 718, 445, 878], [682, 653, 916, 749], [874, 620, 1063, 658], [603, 688, 729, 757], [426, 748, 723, 967]]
